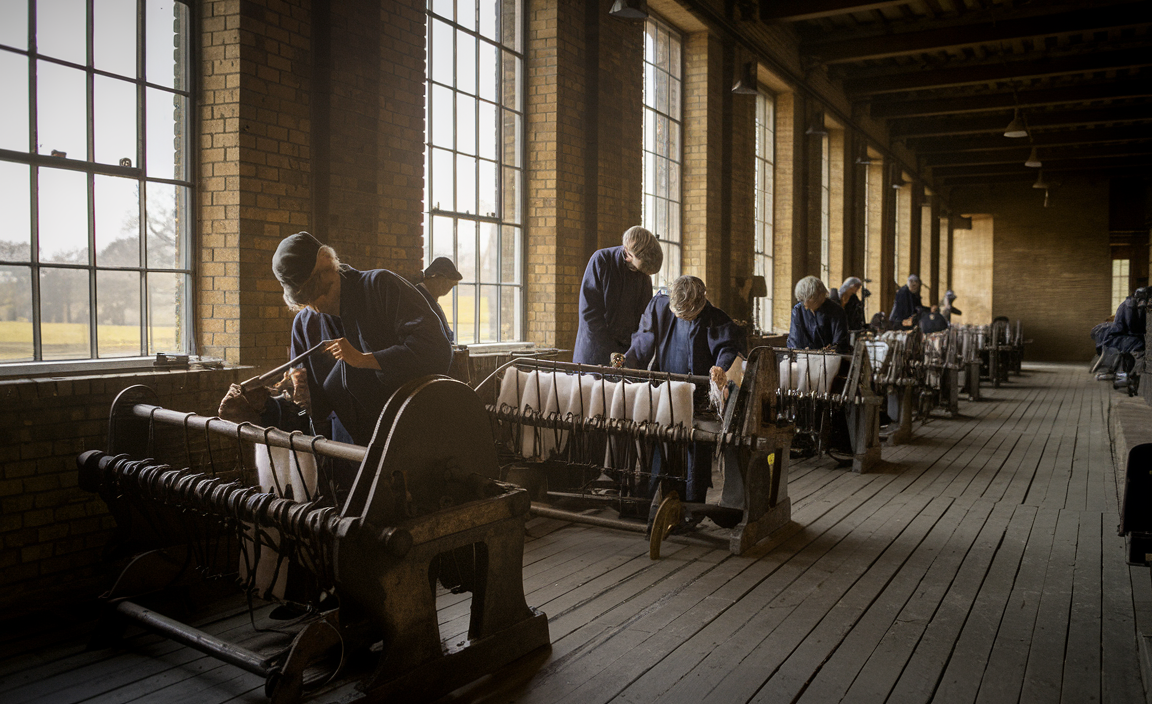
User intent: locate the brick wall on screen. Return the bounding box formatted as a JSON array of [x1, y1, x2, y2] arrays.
[[0, 368, 244, 612], [953, 178, 1112, 361], [682, 31, 723, 290], [951, 214, 994, 325]]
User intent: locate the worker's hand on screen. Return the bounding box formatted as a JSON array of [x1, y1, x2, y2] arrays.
[[325, 338, 381, 370], [218, 384, 270, 424], [288, 368, 310, 413], [902, 316, 914, 326], [710, 365, 730, 404]]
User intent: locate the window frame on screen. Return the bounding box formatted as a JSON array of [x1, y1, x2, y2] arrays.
[[423, 0, 526, 345], [641, 13, 684, 291], [819, 131, 831, 285], [0, 0, 196, 370], [753, 89, 776, 333]]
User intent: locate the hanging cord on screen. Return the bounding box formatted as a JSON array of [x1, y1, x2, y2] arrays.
[[287, 430, 315, 503]]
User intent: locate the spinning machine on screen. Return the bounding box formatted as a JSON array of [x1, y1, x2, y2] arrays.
[[920, 327, 961, 417], [484, 347, 793, 556], [76, 377, 550, 703], [865, 328, 924, 446], [773, 339, 883, 473], [956, 324, 985, 401]]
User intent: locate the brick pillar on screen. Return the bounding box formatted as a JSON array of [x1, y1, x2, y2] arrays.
[[908, 183, 923, 283], [804, 109, 824, 283], [773, 91, 802, 327], [727, 79, 757, 321], [879, 160, 897, 315], [829, 127, 846, 287], [525, 0, 589, 350], [682, 31, 723, 291], [925, 199, 940, 302]]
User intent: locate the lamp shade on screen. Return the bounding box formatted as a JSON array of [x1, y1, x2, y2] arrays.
[[1024, 146, 1042, 168], [1032, 171, 1049, 189], [732, 61, 759, 95], [609, 0, 647, 18], [1004, 110, 1028, 138]]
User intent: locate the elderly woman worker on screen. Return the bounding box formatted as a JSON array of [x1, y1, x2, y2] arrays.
[[833, 276, 867, 332], [624, 275, 745, 504], [788, 276, 850, 353], [890, 274, 930, 329], [573, 226, 663, 365], [242, 232, 452, 448]]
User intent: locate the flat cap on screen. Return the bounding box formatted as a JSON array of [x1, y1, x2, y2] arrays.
[[273, 232, 323, 292], [424, 256, 463, 280]]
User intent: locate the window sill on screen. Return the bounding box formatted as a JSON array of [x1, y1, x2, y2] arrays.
[[0, 356, 229, 381]]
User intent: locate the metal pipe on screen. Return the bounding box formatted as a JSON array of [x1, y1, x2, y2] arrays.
[[115, 600, 275, 676], [529, 504, 648, 533], [239, 341, 328, 392], [129, 404, 367, 463]]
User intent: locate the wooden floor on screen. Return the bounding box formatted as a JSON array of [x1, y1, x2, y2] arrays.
[[2, 363, 1149, 703]]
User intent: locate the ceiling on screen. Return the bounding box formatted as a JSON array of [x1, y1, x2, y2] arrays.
[[774, 0, 1152, 190]]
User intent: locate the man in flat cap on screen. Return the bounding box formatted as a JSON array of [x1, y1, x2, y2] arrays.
[[574, 226, 663, 366], [415, 257, 464, 342], [222, 232, 452, 449]]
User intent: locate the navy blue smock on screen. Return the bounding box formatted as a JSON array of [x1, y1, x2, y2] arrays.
[[919, 311, 949, 333], [787, 299, 850, 353], [889, 285, 928, 328], [623, 294, 745, 503], [842, 294, 866, 332], [1102, 297, 1146, 355], [290, 267, 453, 446], [573, 246, 654, 365], [416, 281, 454, 343]]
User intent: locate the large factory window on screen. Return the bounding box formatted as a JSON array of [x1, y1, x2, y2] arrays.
[[0, 0, 193, 366], [819, 131, 831, 285], [753, 89, 775, 333], [425, 0, 524, 344], [642, 15, 683, 291], [1112, 258, 1131, 312]]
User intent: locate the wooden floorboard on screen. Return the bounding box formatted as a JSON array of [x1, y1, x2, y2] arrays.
[[1, 364, 1147, 704]]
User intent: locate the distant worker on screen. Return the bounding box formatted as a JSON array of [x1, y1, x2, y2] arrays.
[[1099, 287, 1147, 382], [940, 290, 962, 323], [574, 226, 663, 365], [415, 256, 463, 342], [835, 276, 868, 332], [890, 274, 930, 330], [919, 305, 949, 333], [788, 276, 850, 354]]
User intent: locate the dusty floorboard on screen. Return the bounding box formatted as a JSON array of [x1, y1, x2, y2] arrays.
[[0, 363, 1145, 703]]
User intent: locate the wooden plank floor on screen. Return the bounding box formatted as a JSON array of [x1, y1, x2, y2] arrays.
[[0, 363, 1147, 703]]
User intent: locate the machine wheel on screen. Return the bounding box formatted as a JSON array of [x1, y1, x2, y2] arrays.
[[649, 491, 682, 560]]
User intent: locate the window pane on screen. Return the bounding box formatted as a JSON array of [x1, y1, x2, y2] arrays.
[[95, 75, 138, 166], [478, 42, 497, 102], [145, 182, 183, 269], [1, 0, 28, 49], [0, 52, 29, 151], [37, 0, 86, 65], [38, 167, 89, 264], [478, 222, 497, 282], [479, 284, 498, 342], [432, 215, 454, 261], [500, 286, 518, 340], [478, 100, 497, 160], [456, 154, 476, 214], [501, 166, 519, 224], [430, 84, 454, 148], [431, 19, 454, 86], [95, 175, 140, 266], [147, 88, 187, 179], [147, 271, 182, 353], [478, 0, 498, 40], [97, 269, 141, 357], [457, 93, 476, 155], [0, 163, 31, 261], [431, 147, 454, 211], [456, 30, 476, 94], [146, 0, 183, 90], [502, 111, 520, 166], [500, 49, 519, 108], [456, 283, 475, 343], [499, 0, 520, 51], [478, 159, 496, 217], [457, 219, 476, 280], [37, 61, 87, 158], [94, 0, 138, 77], [40, 267, 90, 360], [456, 0, 476, 31], [0, 266, 33, 362], [431, 0, 453, 19], [501, 225, 519, 283]]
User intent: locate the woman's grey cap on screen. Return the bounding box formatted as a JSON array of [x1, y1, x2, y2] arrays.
[[273, 232, 323, 291], [424, 256, 464, 280]]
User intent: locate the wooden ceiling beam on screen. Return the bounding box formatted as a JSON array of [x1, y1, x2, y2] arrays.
[[889, 104, 1152, 138], [941, 166, 1149, 185], [844, 48, 1152, 97], [758, 0, 914, 22], [907, 125, 1152, 154], [803, 2, 1152, 64], [870, 80, 1152, 118], [932, 153, 1152, 177], [924, 142, 1152, 167]]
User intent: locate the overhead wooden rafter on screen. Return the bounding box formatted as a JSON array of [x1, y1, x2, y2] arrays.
[[888, 103, 1152, 139], [758, 0, 913, 23], [869, 79, 1152, 118]]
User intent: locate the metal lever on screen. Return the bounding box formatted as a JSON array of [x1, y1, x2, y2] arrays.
[[240, 341, 328, 393]]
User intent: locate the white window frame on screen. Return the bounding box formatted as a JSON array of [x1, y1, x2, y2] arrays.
[[642, 15, 683, 291], [754, 90, 775, 333]]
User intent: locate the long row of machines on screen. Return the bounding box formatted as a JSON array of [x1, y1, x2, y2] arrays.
[[71, 319, 1025, 703]]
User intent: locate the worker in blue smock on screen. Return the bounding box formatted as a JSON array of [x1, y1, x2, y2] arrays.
[[573, 226, 663, 366], [414, 256, 463, 342], [787, 276, 850, 354], [624, 275, 745, 504], [222, 232, 453, 449], [889, 274, 930, 329]]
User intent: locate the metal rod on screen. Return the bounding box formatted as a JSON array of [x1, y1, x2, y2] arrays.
[[530, 504, 648, 533], [130, 404, 367, 463], [240, 341, 329, 392], [486, 404, 745, 445], [115, 600, 275, 676], [507, 358, 712, 386]]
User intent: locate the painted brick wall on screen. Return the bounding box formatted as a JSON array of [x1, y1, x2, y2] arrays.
[[951, 214, 994, 325], [0, 368, 244, 611], [682, 31, 723, 289]]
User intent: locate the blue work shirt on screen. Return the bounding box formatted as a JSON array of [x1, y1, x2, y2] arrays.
[[889, 285, 928, 328], [788, 299, 850, 353], [416, 282, 453, 343], [574, 246, 654, 365], [624, 295, 745, 377], [1102, 297, 1146, 354]]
